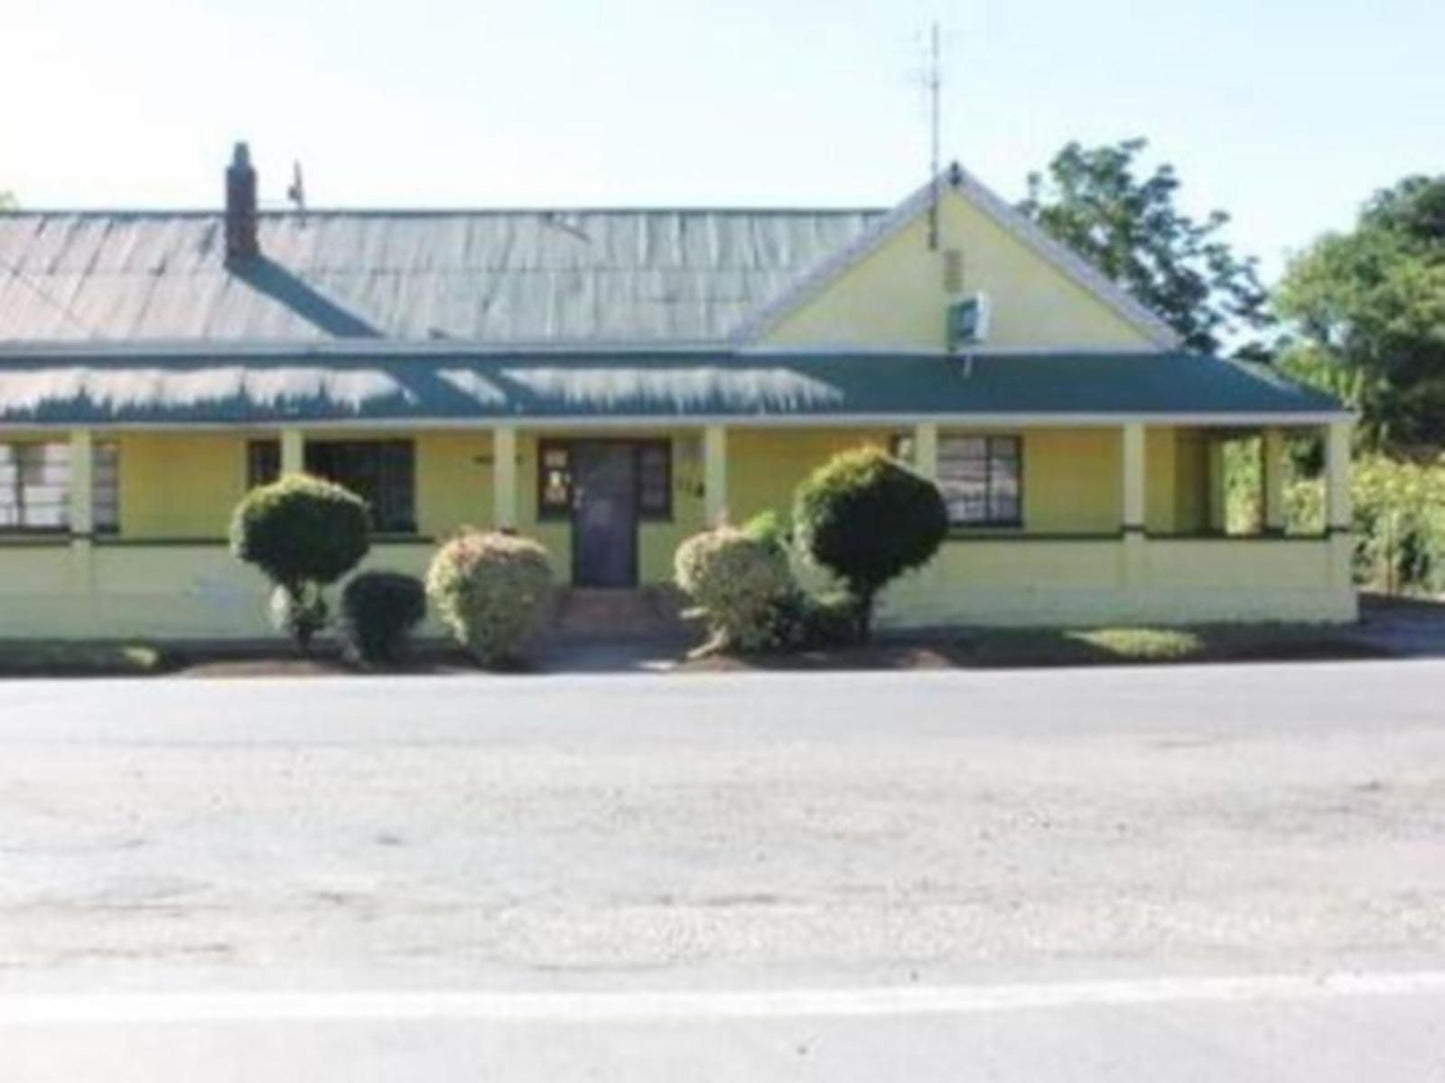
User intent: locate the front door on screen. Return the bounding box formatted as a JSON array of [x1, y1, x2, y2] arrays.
[[572, 442, 638, 587]]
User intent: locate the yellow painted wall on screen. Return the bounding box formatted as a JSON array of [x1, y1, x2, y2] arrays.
[[1023, 428, 1121, 533], [763, 189, 1161, 351], [15, 421, 1210, 557], [116, 433, 247, 538], [0, 422, 1358, 637], [727, 428, 892, 526], [1173, 431, 1209, 533], [416, 431, 493, 539]]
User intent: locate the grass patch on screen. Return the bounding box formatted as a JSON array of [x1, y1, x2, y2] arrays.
[[1069, 627, 1204, 660], [964, 623, 1381, 668], [0, 641, 177, 677]]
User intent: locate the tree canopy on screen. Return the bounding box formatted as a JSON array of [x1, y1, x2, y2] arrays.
[[1276, 175, 1445, 452], [1019, 138, 1270, 356]]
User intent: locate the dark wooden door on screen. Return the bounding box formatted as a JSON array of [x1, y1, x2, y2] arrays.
[[572, 442, 638, 587]]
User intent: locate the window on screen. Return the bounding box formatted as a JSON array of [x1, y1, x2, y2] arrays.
[[0, 441, 120, 533], [937, 435, 1021, 527], [636, 441, 671, 519], [247, 439, 280, 489], [538, 441, 573, 520], [246, 438, 416, 534], [536, 440, 673, 521]]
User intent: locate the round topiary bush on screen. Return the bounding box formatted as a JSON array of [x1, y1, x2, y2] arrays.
[[339, 571, 427, 668], [793, 446, 948, 641], [426, 531, 553, 668], [230, 475, 371, 651], [674, 525, 795, 652]]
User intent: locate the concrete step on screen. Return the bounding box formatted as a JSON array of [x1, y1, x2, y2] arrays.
[[548, 587, 692, 643]]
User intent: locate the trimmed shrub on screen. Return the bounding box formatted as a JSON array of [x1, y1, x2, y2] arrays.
[[339, 571, 427, 667], [427, 531, 553, 667], [267, 582, 328, 648], [674, 526, 795, 652], [793, 447, 948, 641], [230, 475, 371, 651], [755, 588, 857, 652], [741, 509, 791, 554]]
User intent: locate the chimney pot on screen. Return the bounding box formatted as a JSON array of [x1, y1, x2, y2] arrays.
[[225, 141, 258, 263]]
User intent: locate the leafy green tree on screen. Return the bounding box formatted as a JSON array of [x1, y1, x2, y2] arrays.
[[793, 447, 947, 642], [1276, 175, 1445, 451], [1019, 138, 1271, 356], [0, 192, 15, 210], [230, 475, 371, 651]]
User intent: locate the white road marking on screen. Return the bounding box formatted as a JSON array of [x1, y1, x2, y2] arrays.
[[4, 971, 1445, 1024]]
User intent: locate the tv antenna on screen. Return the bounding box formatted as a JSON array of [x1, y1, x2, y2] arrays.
[[926, 20, 941, 251], [286, 161, 306, 219]]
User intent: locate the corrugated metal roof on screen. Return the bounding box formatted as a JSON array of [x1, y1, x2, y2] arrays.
[[0, 210, 884, 344], [0, 350, 1348, 426]]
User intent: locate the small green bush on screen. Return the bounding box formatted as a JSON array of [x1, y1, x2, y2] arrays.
[[230, 474, 371, 651], [793, 447, 948, 640], [427, 531, 553, 667], [741, 509, 790, 553], [674, 526, 795, 652], [755, 588, 857, 651], [339, 571, 427, 667], [1348, 455, 1445, 593]]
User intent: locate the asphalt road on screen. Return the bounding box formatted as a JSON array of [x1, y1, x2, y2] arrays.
[[2, 661, 1443, 1079]]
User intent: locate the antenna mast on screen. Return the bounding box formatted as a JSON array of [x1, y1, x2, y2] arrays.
[[927, 20, 941, 251]]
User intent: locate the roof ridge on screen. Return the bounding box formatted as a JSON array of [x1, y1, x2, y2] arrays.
[[729, 165, 1182, 349], [0, 206, 890, 218]]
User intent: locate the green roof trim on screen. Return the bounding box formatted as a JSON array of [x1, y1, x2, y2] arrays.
[[0, 350, 1347, 426]]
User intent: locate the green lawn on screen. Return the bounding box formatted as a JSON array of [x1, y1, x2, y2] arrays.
[[963, 624, 1382, 667]]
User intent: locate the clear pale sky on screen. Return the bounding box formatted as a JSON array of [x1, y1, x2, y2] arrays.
[[3, 0, 1440, 280]]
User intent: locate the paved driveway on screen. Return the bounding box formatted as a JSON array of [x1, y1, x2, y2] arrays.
[[1, 662, 1443, 1078]]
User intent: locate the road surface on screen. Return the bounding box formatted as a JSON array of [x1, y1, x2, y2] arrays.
[[1, 661, 1442, 1078]]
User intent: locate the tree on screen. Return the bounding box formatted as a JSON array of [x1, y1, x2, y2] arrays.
[[229, 475, 371, 651], [793, 447, 947, 642], [1019, 138, 1271, 356], [0, 192, 15, 210], [1276, 175, 1445, 452]]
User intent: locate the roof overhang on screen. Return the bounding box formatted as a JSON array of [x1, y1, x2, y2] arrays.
[[0, 349, 1351, 429]]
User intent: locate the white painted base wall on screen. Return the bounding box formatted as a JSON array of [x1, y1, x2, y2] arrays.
[[0, 536, 1357, 641]]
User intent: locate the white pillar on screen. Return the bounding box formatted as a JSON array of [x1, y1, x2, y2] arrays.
[[913, 422, 938, 480], [1262, 427, 1286, 534], [493, 426, 518, 531], [1325, 421, 1352, 530], [1325, 420, 1355, 614], [703, 425, 728, 526], [1207, 436, 1228, 533], [280, 428, 305, 475], [1122, 423, 1146, 533], [1121, 423, 1147, 598], [68, 428, 94, 537], [68, 429, 95, 598]]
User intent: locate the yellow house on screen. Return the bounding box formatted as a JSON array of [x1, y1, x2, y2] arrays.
[[0, 145, 1354, 639]]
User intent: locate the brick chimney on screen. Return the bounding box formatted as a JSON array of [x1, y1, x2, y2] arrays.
[[224, 142, 258, 262]]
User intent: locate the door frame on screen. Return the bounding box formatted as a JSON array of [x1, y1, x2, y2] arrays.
[[555, 437, 672, 588]]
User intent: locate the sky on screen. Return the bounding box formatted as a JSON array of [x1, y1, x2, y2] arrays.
[[2, 0, 1440, 282]]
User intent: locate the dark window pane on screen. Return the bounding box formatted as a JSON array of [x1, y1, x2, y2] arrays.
[[247, 440, 281, 489], [937, 434, 1023, 527], [93, 441, 120, 533], [304, 440, 416, 534], [637, 442, 671, 518]]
